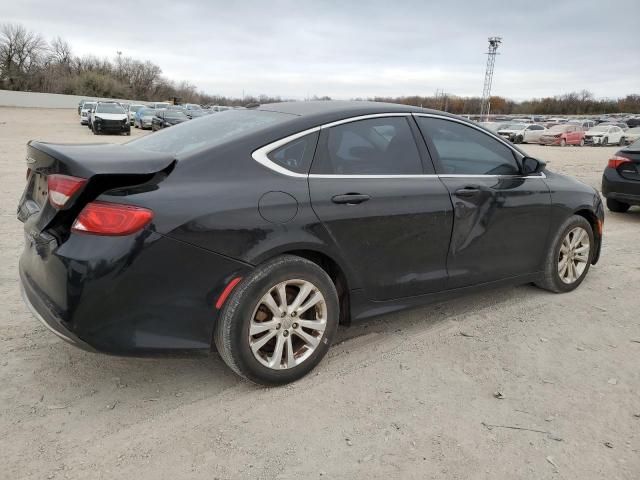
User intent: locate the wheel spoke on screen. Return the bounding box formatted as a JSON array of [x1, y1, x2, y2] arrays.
[[250, 330, 277, 353], [250, 319, 279, 336], [276, 284, 288, 310], [261, 292, 282, 317], [268, 334, 286, 368], [574, 244, 589, 255], [294, 328, 320, 348], [289, 283, 312, 313], [296, 319, 326, 333], [286, 335, 296, 368], [296, 291, 324, 316]]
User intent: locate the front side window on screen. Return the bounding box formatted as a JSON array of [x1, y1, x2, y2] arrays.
[[312, 117, 422, 175], [416, 117, 520, 175]]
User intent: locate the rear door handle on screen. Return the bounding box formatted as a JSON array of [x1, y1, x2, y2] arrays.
[[331, 194, 370, 205], [455, 187, 481, 197]]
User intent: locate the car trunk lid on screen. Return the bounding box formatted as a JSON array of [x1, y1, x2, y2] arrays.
[[615, 146, 640, 181], [18, 141, 175, 237]]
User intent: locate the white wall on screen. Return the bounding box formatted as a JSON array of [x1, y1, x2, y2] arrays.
[[0, 90, 147, 109]]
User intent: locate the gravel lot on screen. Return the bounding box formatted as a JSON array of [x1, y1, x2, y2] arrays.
[[1, 108, 639, 480]]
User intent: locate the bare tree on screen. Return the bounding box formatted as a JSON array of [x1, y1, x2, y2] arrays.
[[0, 23, 46, 89]]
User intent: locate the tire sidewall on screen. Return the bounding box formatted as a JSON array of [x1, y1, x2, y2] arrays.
[[217, 256, 339, 385], [549, 216, 594, 292]]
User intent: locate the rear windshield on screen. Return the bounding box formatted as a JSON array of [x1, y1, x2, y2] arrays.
[[96, 103, 125, 114], [128, 109, 293, 155]]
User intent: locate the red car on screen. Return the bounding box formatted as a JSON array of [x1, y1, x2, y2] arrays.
[[539, 125, 585, 146]]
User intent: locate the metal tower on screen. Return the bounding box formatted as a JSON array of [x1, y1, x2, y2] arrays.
[[480, 36, 502, 120]]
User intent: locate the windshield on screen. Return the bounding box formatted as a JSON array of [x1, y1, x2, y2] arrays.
[[128, 109, 294, 155], [549, 125, 568, 132], [96, 103, 125, 114], [83, 102, 96, 109]]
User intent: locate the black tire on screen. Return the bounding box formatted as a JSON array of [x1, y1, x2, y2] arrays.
[[579, 138, 585, 147], [619, 137, 625, 146], [606, 198, 630, 213], [560, 138, 566, 147], [516, 135, 523, 144], [535, 215, 594, 293], [214, 255, 340, 385]]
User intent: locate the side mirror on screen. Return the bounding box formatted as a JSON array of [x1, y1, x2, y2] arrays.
[[522, 156, 546, 175]]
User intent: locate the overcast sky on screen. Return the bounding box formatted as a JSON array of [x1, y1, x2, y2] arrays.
[[4, 0, 639, 100]]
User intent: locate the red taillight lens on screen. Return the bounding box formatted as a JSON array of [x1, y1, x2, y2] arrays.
[[607, 155, 631, 169], [47, 174, 87, 209], [72, 201, 153, 236]]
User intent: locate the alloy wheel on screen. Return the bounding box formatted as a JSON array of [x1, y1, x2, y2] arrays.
[[249, 279, 327, 370], [557, 227, 590, 284]]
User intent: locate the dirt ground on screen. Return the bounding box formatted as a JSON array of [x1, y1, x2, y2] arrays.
[[1, 108, 638, 480]]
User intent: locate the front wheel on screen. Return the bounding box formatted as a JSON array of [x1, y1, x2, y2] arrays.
[[602, 137, 608, 146], [619, 137, 625, 146], [535, 215, 594, 293], [214, 255, 339, 385], [560, 138, 567, 147]]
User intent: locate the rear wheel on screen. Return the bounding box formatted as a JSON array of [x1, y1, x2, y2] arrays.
[[579, 138, 585, 147], [606, 198, 630, 213], [515, 135, 523, 144], [536, 215, 593, 293], [214, 255, 339, 385]]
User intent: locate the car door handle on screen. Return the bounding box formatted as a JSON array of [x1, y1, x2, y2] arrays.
[[331, 194, 370, 205], [455, 187, 481, 197]]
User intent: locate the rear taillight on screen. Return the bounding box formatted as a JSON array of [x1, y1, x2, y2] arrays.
[[48, 174, 87, 209], [608, 155, 632, 169], [72, 201, 153, 236]]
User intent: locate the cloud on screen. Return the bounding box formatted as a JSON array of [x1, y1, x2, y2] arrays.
[[3, 0, 638, 99]]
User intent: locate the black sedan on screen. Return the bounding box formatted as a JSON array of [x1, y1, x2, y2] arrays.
[[601, 139, 640, 212], [18, 101, 604, 385], [151, 110, 189, 131]]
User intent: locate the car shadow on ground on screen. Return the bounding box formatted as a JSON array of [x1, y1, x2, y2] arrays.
[[22, 282, 541, 400]]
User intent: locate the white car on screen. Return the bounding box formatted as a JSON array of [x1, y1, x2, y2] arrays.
[[89, 102, 130, 135], [584, 125, 626, 146], [79, 102, 96, 125], [497, 123, 547, 144], [127, 104, 145, 125]]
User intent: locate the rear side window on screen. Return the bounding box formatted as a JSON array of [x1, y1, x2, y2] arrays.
[[416, 117, 520, 175], [267, 132, 319, 174], [128, 109, 293, 155], [312, 117, 422, 175]]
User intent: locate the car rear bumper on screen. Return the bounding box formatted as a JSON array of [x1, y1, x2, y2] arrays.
[[19, 229, 252, 355], [602, 168, 640, 205]]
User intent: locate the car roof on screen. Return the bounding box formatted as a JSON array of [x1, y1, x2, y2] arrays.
[[257, 100, 429, 117]]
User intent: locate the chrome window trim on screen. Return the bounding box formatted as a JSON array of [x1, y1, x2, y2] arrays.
[[252, 112, 547, 180]]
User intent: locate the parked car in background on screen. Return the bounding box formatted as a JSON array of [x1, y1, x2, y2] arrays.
[[149, 102, 171, 110], [127, 104, 145, 125], [17, 101, 604, 385], [622, 127, 640, 145], [187, 109, 207, 119], [77, 99, 88, 115], [626, 117, 640, 128], [134, 107, 156, 129], [539, 125, 585, 146], [567, 119, 596, 130], [584, 125, 626, 146], [601, 139, 640, 212], [89, 102, 130, 135], [79, 102, 96, 125], [478, 122, 510, 133], [599, 122, 629, 132], [151, 110, 189, 130], [497, 123, 547, 144]]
